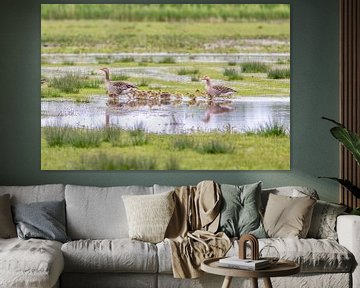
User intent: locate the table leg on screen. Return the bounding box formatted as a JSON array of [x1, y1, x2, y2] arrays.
[[221, 276, 233, 288], [251, 278, 258, 288], [263, 277, 273, 288]]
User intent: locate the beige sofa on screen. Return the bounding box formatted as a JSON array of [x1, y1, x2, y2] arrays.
[[0, 184, 358, 288]]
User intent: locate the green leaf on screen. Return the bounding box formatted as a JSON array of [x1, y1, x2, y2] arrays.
[[318, 177, 360, 199], [322, 117, 360, 165]]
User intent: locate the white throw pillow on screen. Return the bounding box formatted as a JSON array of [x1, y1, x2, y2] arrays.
[[122, 191, 175, 243]]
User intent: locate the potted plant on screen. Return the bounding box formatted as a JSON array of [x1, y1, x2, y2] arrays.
[[320, 117, 360, 215]]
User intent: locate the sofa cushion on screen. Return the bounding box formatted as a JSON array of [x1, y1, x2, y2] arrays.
[[12, 200, 70, 243], [218, 182, 266, 238], [65, 185, 153, 239], [261, 186, 319, 213], [0, 184, 65, 204], [307, 200, 347, 240], [263, 194, 316, 238], [157, 238, 353, 274], [0, 238, 64, 288], [61, 239, 158, 273], [0, 194, 16, 238], [122, 191, 175, 243]]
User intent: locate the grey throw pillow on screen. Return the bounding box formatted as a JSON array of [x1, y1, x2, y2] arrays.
[[0, 194, 16, 238], [307, 200, 347, 240], [218, 182, 266, 238], [12, 200, 70, 243]]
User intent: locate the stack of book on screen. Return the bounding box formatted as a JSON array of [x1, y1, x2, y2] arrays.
[[218, 257, 271, 270]]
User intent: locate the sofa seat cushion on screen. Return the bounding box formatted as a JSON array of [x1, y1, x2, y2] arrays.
[[0, 238, 64, 288], [62, 239, 158, 273], [157, 238, 353, 274]]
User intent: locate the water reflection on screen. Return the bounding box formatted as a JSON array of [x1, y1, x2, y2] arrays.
[[41, 96, 290, 134]]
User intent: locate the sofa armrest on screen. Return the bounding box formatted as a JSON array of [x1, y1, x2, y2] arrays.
[[337, 215, 360, 288]]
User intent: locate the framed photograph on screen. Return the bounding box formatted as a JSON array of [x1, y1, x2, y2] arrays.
[[41, 4, 290, 170]]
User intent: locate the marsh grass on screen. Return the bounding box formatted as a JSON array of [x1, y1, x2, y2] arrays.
[[117, 57, 135, 63], [165, 156, 180, 170], [96, 56, 112, 65], [246, 121, 288, 137], [111, 74, 129, 81], [79, 152, 157, 170], [228, 61, 237, 66], [138, 78, 150, 87], [241, 62, 269, 73], [68, 130, 102, 148], [191, 75, 200, 82], [41, 4, 290, 21], [44, 126, 151, 148], [172, 136, 195, 150], [223, 68, 243, 81], [267, 68, 290, 79], [62, 61, 75, 66], [177, 68, 199, 75], [102, 127, 122, 143], [49, 74, 101, 94], [41, 87, 62, 98], [43, 126, 71, 147], [159, 57, 176, 64], [196, 140, 234, 154]]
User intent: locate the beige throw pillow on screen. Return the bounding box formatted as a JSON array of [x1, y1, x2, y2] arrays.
[[263, 193, 316, 238], [122, 191, 175, 243], [0, 194, 16, 238]]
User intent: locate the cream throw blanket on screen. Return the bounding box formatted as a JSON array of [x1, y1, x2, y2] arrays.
[[165, 181, 231, 279]]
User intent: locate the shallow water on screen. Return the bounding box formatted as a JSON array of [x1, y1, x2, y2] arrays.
[[41, 96, 290, 134]]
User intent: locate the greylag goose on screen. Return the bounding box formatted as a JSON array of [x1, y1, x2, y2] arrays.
[[201, 76, 236, 98], [99, 68, 137, 97]]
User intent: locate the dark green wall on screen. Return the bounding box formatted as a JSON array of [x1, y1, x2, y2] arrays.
[[0, 0, 340, 203]]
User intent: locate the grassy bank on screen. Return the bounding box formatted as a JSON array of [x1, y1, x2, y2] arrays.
[[41, 4, 290, 21], [41, 61, 290, 100], [41, 127, 290, 170], [41, 20, 289, 54]]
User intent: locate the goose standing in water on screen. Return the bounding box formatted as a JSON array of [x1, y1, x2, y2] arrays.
[[99, 68, 137, 98], [201, 76, 236, 98]]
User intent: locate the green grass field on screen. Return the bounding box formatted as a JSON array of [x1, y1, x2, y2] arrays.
[[41, 4, 290, 21], [41, 20, 289, 54], [41, 129, 290, 170]]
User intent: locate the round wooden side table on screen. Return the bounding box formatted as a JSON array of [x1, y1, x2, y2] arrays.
[[201, 257, 300, 288]]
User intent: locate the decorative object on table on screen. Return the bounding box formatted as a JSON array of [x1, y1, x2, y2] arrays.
[[259, 245, 280, 265], [238, 233, 260, 260], [320, 117, 360, 211]]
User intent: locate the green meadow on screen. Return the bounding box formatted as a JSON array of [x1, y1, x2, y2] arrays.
[[41, 127, 290, 170]]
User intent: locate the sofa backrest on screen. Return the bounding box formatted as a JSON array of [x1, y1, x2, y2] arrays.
[[65, 184, 153, 240], [0, 184, 65, 204]]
